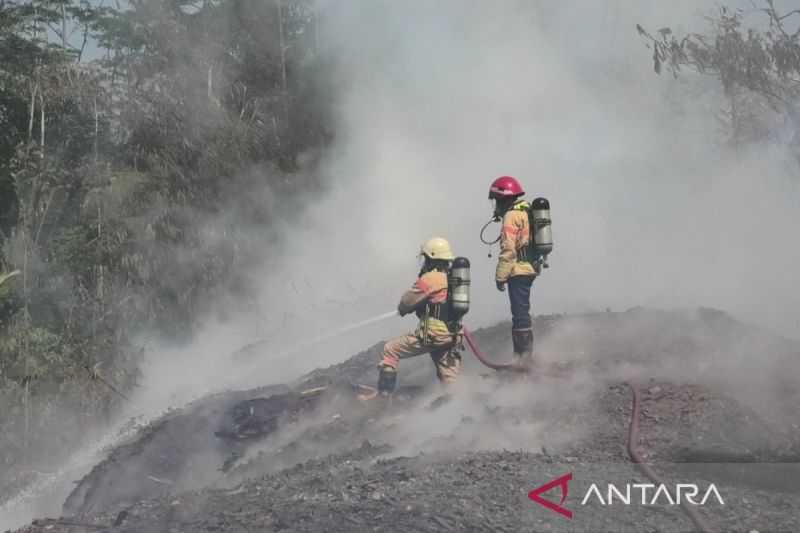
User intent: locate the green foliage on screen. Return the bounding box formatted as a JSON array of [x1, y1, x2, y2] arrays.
[[637, 2, 800, 148], [0, 0, 327, 483], [0, 269, 19, 288]]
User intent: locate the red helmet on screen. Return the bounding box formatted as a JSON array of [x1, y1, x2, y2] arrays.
[[488, 176, 524, 199]]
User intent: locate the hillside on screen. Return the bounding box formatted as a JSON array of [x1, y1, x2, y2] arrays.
[[10, 308, 800, 532]]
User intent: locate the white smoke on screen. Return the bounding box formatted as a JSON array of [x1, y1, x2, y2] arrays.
[[143, 0, 800, 402], [289, 0, 800, 338], [6, 2, 800, 529]]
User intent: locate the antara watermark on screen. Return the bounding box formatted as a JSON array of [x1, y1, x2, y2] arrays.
[[528, 473, 725, 520]]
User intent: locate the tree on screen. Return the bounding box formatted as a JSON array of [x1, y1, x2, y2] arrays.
[[0, 0, 330, 484], [637, 1, 800, 149]]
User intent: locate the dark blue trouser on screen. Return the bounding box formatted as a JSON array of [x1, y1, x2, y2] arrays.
[[508, 275, 534, 330]]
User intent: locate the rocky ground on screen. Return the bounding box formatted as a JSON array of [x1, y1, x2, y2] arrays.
[[7, 308, 800, 532]]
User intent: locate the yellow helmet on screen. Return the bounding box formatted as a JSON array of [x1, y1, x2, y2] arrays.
[[420, 237, 455, 261]]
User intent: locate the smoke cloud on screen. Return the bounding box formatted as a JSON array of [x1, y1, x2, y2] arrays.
[[135, 0, 800, 406], [290, 0, 799, 339], [5, 3, 800, 529], [233, 0, 800, 458]]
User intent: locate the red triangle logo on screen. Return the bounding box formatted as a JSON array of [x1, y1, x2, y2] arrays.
[[528, 472, 573, 519]]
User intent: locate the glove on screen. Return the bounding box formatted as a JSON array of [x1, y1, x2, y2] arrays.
[[496, 280, 506, 292]]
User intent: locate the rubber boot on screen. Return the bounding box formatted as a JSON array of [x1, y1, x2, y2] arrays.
[[377, 365, 397, 396], [511, 328, 534, 367], [428, 350, 461, 409]]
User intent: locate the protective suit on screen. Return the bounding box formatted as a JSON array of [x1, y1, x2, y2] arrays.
[[375, 238, 462, 396], [489, 176, 538, 365], [495, 200, 537, 282]]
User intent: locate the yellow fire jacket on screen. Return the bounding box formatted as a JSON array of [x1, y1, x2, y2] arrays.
[[495, 200, 537, 282], [397, 270, 452, 339]]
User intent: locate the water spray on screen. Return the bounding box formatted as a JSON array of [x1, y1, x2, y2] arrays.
[[278, 310, 399, 356], [232, 310, 399, 361]]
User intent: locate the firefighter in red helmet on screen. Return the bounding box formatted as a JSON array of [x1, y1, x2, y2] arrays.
[[488, 176, 538, 366]]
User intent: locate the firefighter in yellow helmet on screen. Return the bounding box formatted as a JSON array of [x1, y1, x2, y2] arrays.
[[364, 237, 463, 399]]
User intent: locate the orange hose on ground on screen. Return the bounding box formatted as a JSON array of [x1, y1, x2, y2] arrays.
[[462, 327, 527, 372], [625, 383, 717, 533], [462, 327, 719, 532]]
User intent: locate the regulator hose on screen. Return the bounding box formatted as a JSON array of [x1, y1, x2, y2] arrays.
[[480, 218, 501, 245]]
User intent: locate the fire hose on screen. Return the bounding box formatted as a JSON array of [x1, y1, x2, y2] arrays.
[[463, 327, 556, 375], [626, 383, 717, 533], [462, 327, 518, 371], [463, 327, 717, 533]]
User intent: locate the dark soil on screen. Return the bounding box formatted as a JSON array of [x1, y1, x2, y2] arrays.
[[10, 308, 800, 533]]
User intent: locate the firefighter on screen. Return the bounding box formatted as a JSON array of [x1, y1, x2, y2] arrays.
[[488, 176, 538, 366], [361, 237, 463, 400]]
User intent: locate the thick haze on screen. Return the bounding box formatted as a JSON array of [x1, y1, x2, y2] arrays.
[[133, 0, 800, 406], [319, 0, 799, 331], [3, 2, 799, 529], [307, 0, 799, 333], [284, 1, 797, 339]]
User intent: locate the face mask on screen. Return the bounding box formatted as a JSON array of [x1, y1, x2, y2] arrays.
[[492, 199, 506, 220]]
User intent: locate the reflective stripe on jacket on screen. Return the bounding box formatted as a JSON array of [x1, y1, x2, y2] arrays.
[[397, 270, 451, 338], [495, 200, 537, 282]]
